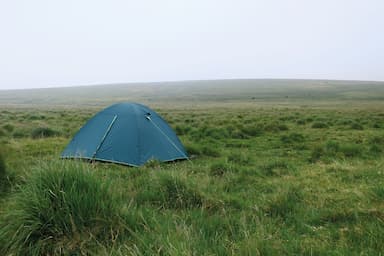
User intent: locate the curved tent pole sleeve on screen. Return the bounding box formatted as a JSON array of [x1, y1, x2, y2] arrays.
[[147, 116, 190, 161], [92, 115, 118, 159]]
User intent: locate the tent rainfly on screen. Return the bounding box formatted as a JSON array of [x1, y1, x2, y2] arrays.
[[61, 102, 188, 166]]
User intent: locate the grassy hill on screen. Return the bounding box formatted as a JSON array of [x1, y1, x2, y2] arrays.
[[1, 79, 384, 108], [0, 79, 384, 255]]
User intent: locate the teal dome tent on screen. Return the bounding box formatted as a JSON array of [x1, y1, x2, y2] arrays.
[[61, 103, 188, 166]]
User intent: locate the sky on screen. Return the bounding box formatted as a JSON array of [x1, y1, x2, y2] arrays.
[[0, 0, 383, 90]]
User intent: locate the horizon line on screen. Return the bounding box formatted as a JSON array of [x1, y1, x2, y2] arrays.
[[1, 77, 384, 91]]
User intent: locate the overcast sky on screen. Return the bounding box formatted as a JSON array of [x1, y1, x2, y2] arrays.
[[0, 0, 383, 90]]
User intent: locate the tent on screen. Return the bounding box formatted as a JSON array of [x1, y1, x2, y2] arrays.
[[61, 102, 188, 166]]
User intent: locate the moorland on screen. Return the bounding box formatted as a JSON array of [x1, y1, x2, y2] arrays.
[[0, 79, 384, 255]]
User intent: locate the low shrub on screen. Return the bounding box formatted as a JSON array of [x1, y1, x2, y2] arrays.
[[13, 129, 29, 138], [0, 152, 5, 180], [277, 123, 289, 131], [337, 119, 353, 126], [28, 114, 46, 120], [280, 133, 305, 144], [279, 116, 295, 122], [311, 122, 328, 129], [263, 122, 289, 132], [340, 144, 363, 158], [350, 122, 364, 130], [2, 124, 14, 133], [31, 127, 60, 139], [240, 125, 263, 137], [230, 129, 248, 139], [310, 146, 324, 163], [325, 140, 340, 154], [306, 117, 314, 123], [0, 161, 129, 255], [204, 127, 229, 139], [296, 119, 306, 125], [184, 118, 194, 123], [310, 141, 363, 162], [189, 128, 204, 140], [174, 125, 191, 135]]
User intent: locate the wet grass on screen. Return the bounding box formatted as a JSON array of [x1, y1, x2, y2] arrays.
[[0, 102, 383, 255], [0, 161, 130, 255]]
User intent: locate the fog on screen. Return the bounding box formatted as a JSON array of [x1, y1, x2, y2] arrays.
[[1, 0, 383, 89]]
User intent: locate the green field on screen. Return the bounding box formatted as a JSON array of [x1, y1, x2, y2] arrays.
[[1, 79, 384, 255]]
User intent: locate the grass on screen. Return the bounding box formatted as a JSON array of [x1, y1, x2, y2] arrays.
[[0, 82, 384, 254], [0, 152, 5, 179], [312, 121, 329, 129], [310, 140, 365, 162], [31, 127, 60, 139], [134, 173, 203, 209], [0, 161, 132, 255], [210, 161, 233, 177], [0, 152, 8, 193]]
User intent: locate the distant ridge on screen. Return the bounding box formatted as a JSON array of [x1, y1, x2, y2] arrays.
[[2, 78, 384, 91], [1, 79, 383, 108]]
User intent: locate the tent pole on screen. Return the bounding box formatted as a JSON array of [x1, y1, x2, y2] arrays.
[[92, 115, 118, 159]]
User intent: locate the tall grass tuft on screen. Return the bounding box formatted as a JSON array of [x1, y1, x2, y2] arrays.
[[240, 125, 263, 137], [350, 121, 364, 130], [184, 143, 202, 156], [201, 145, 221, 157], [31, 127, 60, 139], [228, 152, 251, 165], [280, 132, 305, 144], [260, 160, 293, 176], [159, 175, 203, 209], [311, 122, 328, 129], [310, 145, 324, 162], [369, 144, 382, 155], [135, 173, 203, 209], [210, 161, 232, 177], [0, 152, 15, 194], [340, 143, 363, 157], [263, 122, 289, 132], [369, 136, 384, 155], [372, 186, 384, 200], [174, 125, 191, 135], [310, 140, 364, 162], [0, 152, 5, 180], [0, 160, 128, 255], [0, 152, 9, 194], [265, 187, 302, 219], [2, 124, 14, 133]]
